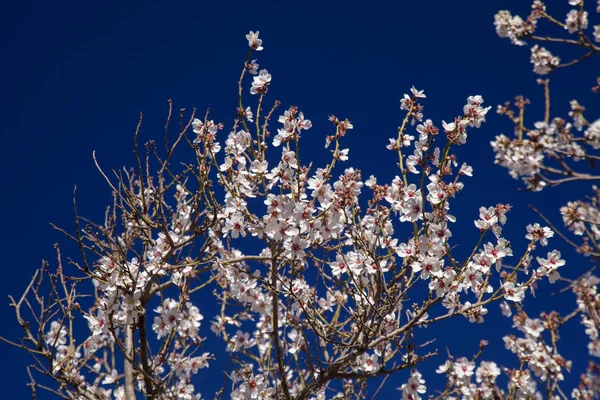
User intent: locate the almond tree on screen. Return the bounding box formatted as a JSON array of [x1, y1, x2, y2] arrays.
[[2, 9, 597, 400]]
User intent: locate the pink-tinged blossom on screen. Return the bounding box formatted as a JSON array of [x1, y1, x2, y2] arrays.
[[416, 119, 439, 140], [400, 88, 425, 125], [411, 86, 426, 98], [247, 59, 259, 75], [530, 45, 560, 75], [464, 95, 491, 128], [281, 148, 298, 169], [475, 361, 501, 384], [297, 112, 312, 130], [330, 253, 349, 276], [250, 160, 269, 174], [474, 206, 498, 231], [192, 118, 221, 146], [357, 353, 380, 373], [171, 353, 211, 379], [519, 317, 545, 338], [502, 281, 527, 302], [459, 163, 473, 176], [565, 9, 588, 34], [569, 99, 585, 131], [442, 118, 469, 144], [429, 222, 452, 244], [365, 175, 377, 188], [366, 259, 388, 275], [525, 223, 554, 246], [45, 321, 68, 347], [123, 291, 141, 323], [406, 149, 423, 174], [224, 214, 247, 239], [273, 108, 311, 147], [396, 240, 416, 258], [336, 148, 349, 161], [153, 298, 181, 339], [401, 133, 415, 147], [436, 360, 452, 374], [227, 330, 256, 352], [250, 69, 271, 95], [500, 301, 513, 317], [397, 370, 426, 399], [426, 176, 446, 205], [413, 256, 443, 280], [494, 10, 531, 46], [231, 374, 273, 400], [429, 269, 456, 297], [484, 239, 512, 267], [243, 106, 254, 122], [536, 250, 566, 283], [461, 302, 488, 323], [101, 369, 118, 385], [191, 117, 206, 135], [464, 267, 483, 293], [453, 357, 475, 379], [84, 309, 109, 337], [286, 329, 305, 355], [284, 235, 309, 259], [245, 31, 263, 51], [585, 119, 600, 148]]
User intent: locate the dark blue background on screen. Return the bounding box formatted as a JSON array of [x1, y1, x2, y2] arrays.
[[1, 0, 599, 398]]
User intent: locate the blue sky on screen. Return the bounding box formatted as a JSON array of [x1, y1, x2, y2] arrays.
[[1, 0, 599, 398]]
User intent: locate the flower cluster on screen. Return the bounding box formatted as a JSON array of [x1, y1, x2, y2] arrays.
[[530, 45, 560, 75], [494, 10, 534, 46], [504, 315, 572, 385], [437, 357, 506, 399], [495, 1, 600, 75], [565, 9, 589, 34], [397, 370, 426, 399]]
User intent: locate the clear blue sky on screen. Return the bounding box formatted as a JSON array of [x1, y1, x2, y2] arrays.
[[1, 0, 599, 398]]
